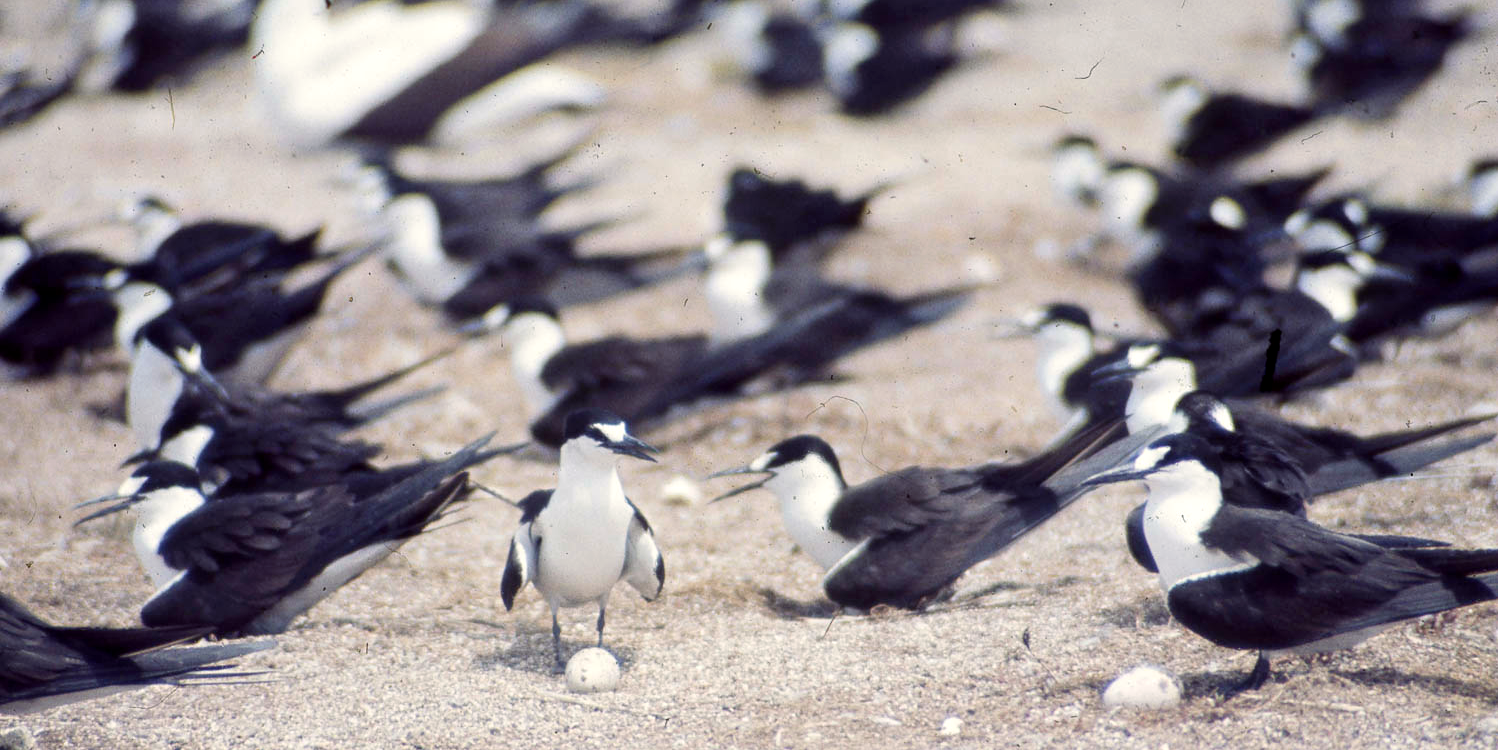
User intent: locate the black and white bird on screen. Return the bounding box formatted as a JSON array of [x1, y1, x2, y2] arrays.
[[1290, 0, 1468, 119], [120, 196, 323, 283], [1120, 390, 1493, 572], [363, 156, 692, 324], [710, 2, 826, 93], [706, 422, 1156, 610], [701, 231, 975, 341], [1087, 432, 1498, 694], [121, 316, 458, 494], [1000, 302, 1135, 438], [1466, 158, 1498, 217], [476, 299, 714, 447], [0, 593, 273, 715], [107, 242, 371, 388], [718, 166, 883, 266], [249, 0, 692, 145], [74, 433, 498, 636], [500, 409, 664, 669], [1160, 76, 1317, 170]]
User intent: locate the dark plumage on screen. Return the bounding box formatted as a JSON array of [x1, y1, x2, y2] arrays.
[[0, 594, 271, 714]]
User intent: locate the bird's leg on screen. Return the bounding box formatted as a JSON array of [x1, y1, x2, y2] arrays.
[[596, 604, 606, 648], [551, 607, 564, 673], [1219, 652, 1272, 699]]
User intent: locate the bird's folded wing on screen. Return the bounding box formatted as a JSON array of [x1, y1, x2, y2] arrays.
[[621, 504, 664, 601]]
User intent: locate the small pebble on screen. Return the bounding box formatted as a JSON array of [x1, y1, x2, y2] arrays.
[[660, 475, 702, 506], [565, 648, 620, 694], [1475, 713, 1498, 735], [1102, 665, 1182, 710], [0, 726, 35, 750], [939, 717, 963, 737]]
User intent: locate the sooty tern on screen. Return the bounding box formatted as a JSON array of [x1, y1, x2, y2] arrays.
[[706, 421, 1159, 610], [108, 242, 373, 389], [500, 409, 664, 670], [701, 232, 976, 341], [1291, 0, 1467, 119], [1088, 432, 1498, 694], [1121, 390, 1490, 572], [0, 593, 273, 715], [1160, 76, 1317, 170], [75, 434, 499, 636]]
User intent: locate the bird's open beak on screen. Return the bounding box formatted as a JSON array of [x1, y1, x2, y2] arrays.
[[704, 465, 771, 503], [72, 493, 141, 526], [1092, 358, 1140, 384], [607, 434, 659, 463]]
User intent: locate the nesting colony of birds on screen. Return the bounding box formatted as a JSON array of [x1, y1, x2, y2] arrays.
[[3, 0, 1498, 746]]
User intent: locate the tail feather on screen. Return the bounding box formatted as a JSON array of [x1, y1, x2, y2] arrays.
[[1307, 432, 1495, 497], [1358, 413, 1497, 455], [313, 346, 456, 411], [56, 623, 214, 657]]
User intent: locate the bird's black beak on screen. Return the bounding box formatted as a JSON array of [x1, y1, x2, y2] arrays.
[[1081, 465, 1152, 488], [119, 449, 154, 468], [1092, 358, 1141, 384], [455, 305, 511, 339], [988, 317, 1036, 340], [704, 466, 771, 503], [182, 365, 232, 402], [606, 434, 659, 463], [72, 493, 141, 526]]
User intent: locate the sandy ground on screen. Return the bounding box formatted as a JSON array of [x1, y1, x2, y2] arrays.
[[5, 0, 1498, 747]]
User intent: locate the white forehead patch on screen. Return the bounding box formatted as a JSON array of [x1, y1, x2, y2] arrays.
[[481, 304, 512, 332], [174, 344, 203, 374], [1295, 219, 1353, 251], [1134, 444, 1170, 471], [1341, 198, 1369, 227], [1346, 252, 1377, 276], [703, 233, 732, 260], [1127, 344, 1161, 368], [102, 267, 128, 290], [1210, 402, 1235, 431], [749, 451, 777, 472], [1209, 196, 1246, 231], [596, 421, 627, 443], [117, 475, 147, 496]]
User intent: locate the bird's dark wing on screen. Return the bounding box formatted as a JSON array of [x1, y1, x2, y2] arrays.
[[0, 595, 209, 698], [536, 335, 709, 425], [1215, 429, 1310, 514], [823, 465, 1071, 609]]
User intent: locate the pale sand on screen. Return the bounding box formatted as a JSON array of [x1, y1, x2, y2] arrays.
[[4, 1, 1498, 747]]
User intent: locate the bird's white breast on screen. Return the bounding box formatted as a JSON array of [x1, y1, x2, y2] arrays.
[[533, 456, 636, 607], [134, 487, 207, 588]]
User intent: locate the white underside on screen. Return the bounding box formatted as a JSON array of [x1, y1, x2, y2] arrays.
[[244, 542, 402, 634], [251, 0, 486, 145], [532, 452, 636, 609]]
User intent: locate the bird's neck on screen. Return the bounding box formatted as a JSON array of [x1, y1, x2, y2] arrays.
[[381, 194, 474, 304], [705, 242, 774, 341], [127, 342, 184, 450], [1295, 264, 1362, 322], [1141, 467, 1240, 589], [134, 487, 206, 587], [767, 462, 852, 571], [1125, 360, 1197, 433], [112, 282, 173, 353], [1032, 322, 1094, 415], [504, 317, 566, 415], [556, 447, 627, 514]]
